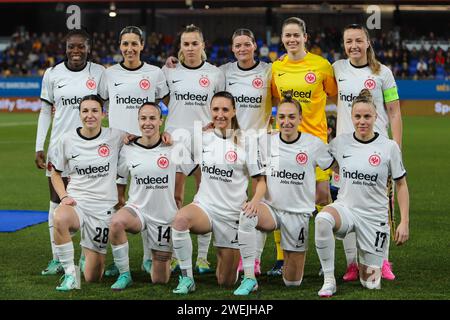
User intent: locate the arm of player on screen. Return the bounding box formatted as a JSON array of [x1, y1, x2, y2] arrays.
[[386, 100, 403, 149], [35, 101, 52, 169], [51, 169, 76, 206], [394, 177, 409, 246], [242, 175, 267, 217]]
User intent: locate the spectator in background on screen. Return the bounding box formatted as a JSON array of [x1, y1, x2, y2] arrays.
[[416, 57, 428, 79]]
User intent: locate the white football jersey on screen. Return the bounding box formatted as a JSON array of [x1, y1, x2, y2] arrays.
[[333, 59, 397, 137], [329, 133, 406, 222], [36, 61, 105, 153], [162, 62, 225, 133], [220, 61, 272, 131], [99, 62, 169, 135], [193, 131, 264, 219], [52, 127, 125, 213], [264, 132, 334, 213], [117, 138, 196, 225]]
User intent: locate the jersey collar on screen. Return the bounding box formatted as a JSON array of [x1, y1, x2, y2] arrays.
[[279, 131, 301, 144], [349, 60, 369, 69], [353, 132, 379, 144], [181, 61, 205, 70], [64, 61, 88, 72], [120, 61, 144, 71], [134, 136, 162, 149], [237, 60, 260, 71], [76, 127, 102, 140]]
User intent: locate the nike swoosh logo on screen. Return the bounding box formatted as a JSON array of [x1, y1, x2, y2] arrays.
[[343, 155, 352, 158], [202, 150, 211, 153], [131, 164, 141, 168], [278, 73, 286, 77], [158, 243, 169, 247], [57, 84, 67, 89], [71, 154, 80, 159], [99, 245, 106, 249], [375, 249, 383, 252], [338, 79, 346, 82], [228, 82, 237, 86], [114, 83, 123, 86], [172, 80, 182, 83], [295, 245, 304, 248], [231, 240, 238, 243], [271, 155, 280, 158]]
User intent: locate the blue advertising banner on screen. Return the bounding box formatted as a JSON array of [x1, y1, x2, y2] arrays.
[[396, 80, 450, 100], [0, 77, 41, 97]]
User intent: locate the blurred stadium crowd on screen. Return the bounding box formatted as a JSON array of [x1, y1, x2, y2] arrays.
[[2, 27, 449, 80]]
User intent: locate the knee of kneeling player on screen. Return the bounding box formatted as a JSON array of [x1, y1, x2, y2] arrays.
[[283, 277, 302, 287], [314, 212, 335, 237], [360, 276, 381, 290]]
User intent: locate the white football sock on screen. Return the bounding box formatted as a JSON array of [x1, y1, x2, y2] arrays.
[[315, 212, 336, 277], [112, 242, 130, 274], [48, 201, 58, 260], [196, 232, 211, 260], [172, 228, 193, 279], [238, 213, 258, 279], [343, 232, 357, 266], [255, 230, 267, 261], [55, 242, 75, 276]]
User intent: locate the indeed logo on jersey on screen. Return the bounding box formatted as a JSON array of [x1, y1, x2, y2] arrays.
[[115, 95, 149, 108], [339, 92, 358, 103], [202, 164, 233, 182], [135, 175, 169, 189], [62, 96, 82, 108], [280, 89, 311, 99], [234, 95, 262, 104], [75, 163, 110, 178], [342, 167, 378, 186], [271, 168, 305, 185], [174, 92, 208, 102]]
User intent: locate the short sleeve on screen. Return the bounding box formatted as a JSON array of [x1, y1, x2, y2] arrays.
[[155, 68, 170, 99], [322, 62, 338, 97], [215, 68, 226, 92], [40, 68, 54, 105], [52, 135, 67, 172], [315, 139, 334, 170], [98, 71, 109, 100], [117, 146, 129, 180], [174, 142, 197, 175], [389, 141, 406, 180]]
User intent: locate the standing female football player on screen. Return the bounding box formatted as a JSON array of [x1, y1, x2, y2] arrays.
[[333, 24, 403, 281], [170, 91, 266, 294], [162, 24, 225, 274], [98, 26, 170, 276], [270, 17, 338, 275], [35, 29, 104, 276], [315, 89, 409, 297], [51, 95, 125, 291], [108, 103, 196, 290], [234, 93, 335, 295]]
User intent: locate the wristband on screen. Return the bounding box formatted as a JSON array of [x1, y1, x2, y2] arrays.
[[60, 195, 69, 201]]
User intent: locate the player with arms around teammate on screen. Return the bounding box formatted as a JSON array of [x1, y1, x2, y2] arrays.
[[333, 24, 403, 281], [50, 95, 125, 291], [269, 17, 338, 275], [98, 26, 170, 276], [171, 91, 266, 294], [162, 24, 225, 274], [35, 29, 104, 276], [235, 93, 335, 295], [315, 89, 409, 297], [108, 103, 197, 290]]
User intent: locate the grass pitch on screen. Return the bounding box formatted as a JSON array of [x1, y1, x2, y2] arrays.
[[0, 113, 449, 300]]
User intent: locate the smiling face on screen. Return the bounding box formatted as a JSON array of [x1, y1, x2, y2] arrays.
[[79, 99, 103, 131], [352, 102, 377, 139], [210, 96, 236, 131], [277, 102, 302, 138], [66, 34, 89, 69], [138, 104, 163, 139], [232, 35, 256, 64], [343, 28, 370, 63], [180, 31, 204, 66], [282, 23, 307, 55], [120, 32, 144, 67]]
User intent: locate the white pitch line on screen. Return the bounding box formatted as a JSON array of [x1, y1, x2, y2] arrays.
[[0, 121, 36, 127]]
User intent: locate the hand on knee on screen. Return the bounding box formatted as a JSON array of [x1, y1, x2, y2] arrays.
[[239, 212, 258, 232]]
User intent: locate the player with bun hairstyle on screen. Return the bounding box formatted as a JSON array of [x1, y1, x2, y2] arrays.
[[234, 91, 335, 295], [50, 95, 126, 291], [315, 89, 409, 297], [269, 16, 338, 276], [98, 26, 170, 277], [333, 24, 403, 281], [35, 29, 105, 276], [170, 91, 266, 295]]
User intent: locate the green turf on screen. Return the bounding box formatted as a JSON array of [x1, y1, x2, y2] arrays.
[[0, 113, 449, 300]]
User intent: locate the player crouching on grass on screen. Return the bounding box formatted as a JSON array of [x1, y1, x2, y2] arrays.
[[235, 93, 335, 295], [315, 89, 409, 297], [51, 95, 126, 291], [108, 103, 196, 290]]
